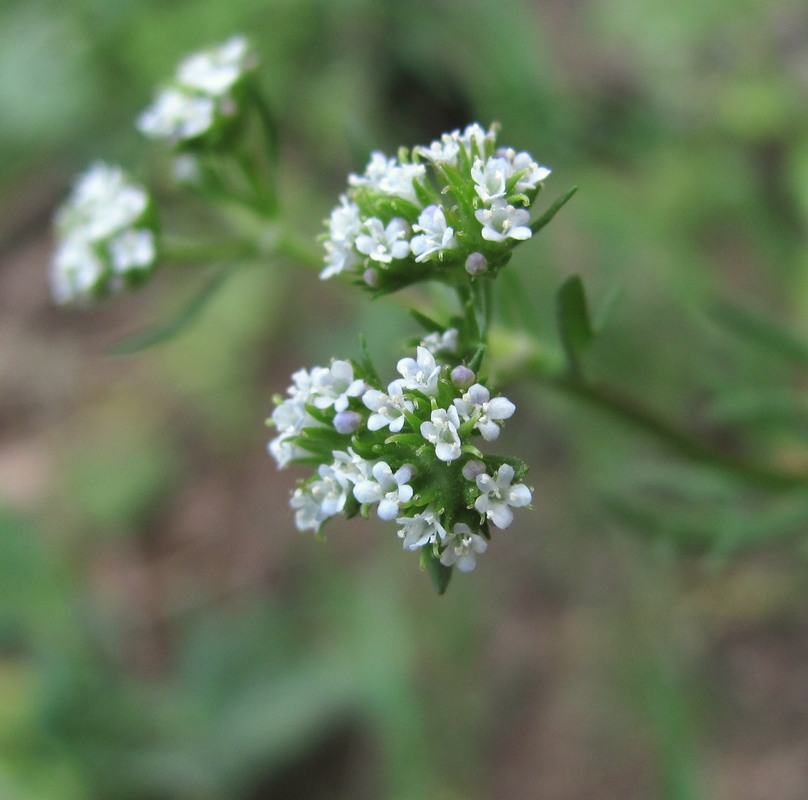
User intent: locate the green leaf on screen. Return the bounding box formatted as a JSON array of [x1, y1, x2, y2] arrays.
[[109, 270, 231, 355], [711, 301, 808, 366], [530, 186, 578, 235], [409, 309, 446, 335], [556, 274, 595, 376]]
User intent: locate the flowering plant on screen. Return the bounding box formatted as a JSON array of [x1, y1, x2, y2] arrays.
[[64, 33, 808, 595]]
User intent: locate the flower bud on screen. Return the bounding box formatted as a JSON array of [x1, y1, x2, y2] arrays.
[[333, 410, 363, 435], [465, 252, 488, 276], [451, 365, 476, 389], [462, 460, 486, 481], [363, 267, 379, 287]]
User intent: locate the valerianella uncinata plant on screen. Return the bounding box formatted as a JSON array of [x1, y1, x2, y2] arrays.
[[49, 37, 579, 593]]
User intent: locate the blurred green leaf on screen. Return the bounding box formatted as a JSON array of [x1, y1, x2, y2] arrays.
[[556, 274, 595, 376]]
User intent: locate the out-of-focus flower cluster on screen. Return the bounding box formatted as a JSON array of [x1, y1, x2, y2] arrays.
[[51, 162, 157, 304], [321, 123, 551, 292], [267, 334, 532, 575], [136, 35, 257, 145]]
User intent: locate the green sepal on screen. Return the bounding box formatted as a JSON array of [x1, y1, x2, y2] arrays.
[[556, 274, 594, 377], [385, 433, 425, 448], [425, 553, 452, 595]]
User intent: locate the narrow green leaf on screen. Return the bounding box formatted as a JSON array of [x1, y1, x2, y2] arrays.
[[109, 271, 230, 355], [409, 309, 446, 335], [358, 334, 383, 387], [530, 185, 578, 235], [556, 274, 595, 376]]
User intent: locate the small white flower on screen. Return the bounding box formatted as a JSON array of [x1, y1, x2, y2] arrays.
[[50, 236, 104, 304], [440, 523, 488, 572], [136, 88, 216, 142], [415, 134, 461, 166], [353, 461, 414, 521], [410, 204, 458, 262], [497, 148, 551, 194], [470, 157, 511, 203], [108, 229, 156, 273], [420, 406, 463, 462], [396, 346, 441, 396], [475, 200, 532, 242], [176, 35, 253, 96], [349, 152, 425, 204], [290, 487, 321, 532], [458, 123, 493, 157], [57, 162, 149, 242], [355, 217, 410, 264], [292, 461, 352, 532], [332, 448, 373, 484], [362, 379, 414, 432], [453, 383, 515, 441], [311, 360, 365, 414], [396, 506, 447, 550], [474, 464, 532, 529], [321, 196, 363, 279], [420, 328, 458, 355]]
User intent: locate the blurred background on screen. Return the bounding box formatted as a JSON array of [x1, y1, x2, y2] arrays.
[[2, 0, 808, 798]]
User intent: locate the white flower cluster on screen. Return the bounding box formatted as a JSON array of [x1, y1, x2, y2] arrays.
[[51, 162, 156, 304], [267, 343, 532, 576], [321, 123, 551, 289], [137, 35, 256, 144]]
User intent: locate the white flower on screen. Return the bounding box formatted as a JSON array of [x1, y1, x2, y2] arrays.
[[311, 360, 366, 413], [321, 196, 363, 279], [421, 328, 458, 355], [291, 461, 352, 532], [349, 152, 425, 204], [57, 162, 149, 242], [136, 88, 216, 142], [440, 523, 488, 572], [475, 200, 532, 242], [396, 346, 441, 396], [396, 506, 447, 550], [410, 205, 458, 262], [420, 407, 462, 462], [332, 449, 373, 484], [458, 123, 493, 157], [176, 35, 253, 96], [470, 157, 511, 203], [108, 229, 156, 272], [353, 462, 414, 521], [453, 383, 515, 441], [497, 148, 551, 194], [415, 134, 461, 166], [50, 236, 104, 304], [355, 217, 410, 264], [362, 379, 414, 432], [474, 464, 532, 529], [290, 487, 321, 532]]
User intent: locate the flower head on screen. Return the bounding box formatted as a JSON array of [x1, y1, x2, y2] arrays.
[[137, 35, 256, 145], [51, 162, 157, 304]]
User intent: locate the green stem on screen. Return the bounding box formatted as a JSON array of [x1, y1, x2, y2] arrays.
[[534, 371, 808, 490]]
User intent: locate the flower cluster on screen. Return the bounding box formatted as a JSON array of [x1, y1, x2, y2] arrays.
[[51, 162, 157, 304], [267, 340, 532, 577], [321, 123, 551, 291], [136, 35, 257, 145]]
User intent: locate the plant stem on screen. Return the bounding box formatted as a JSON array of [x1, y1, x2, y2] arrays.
[[535, 371, 808, 490]]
